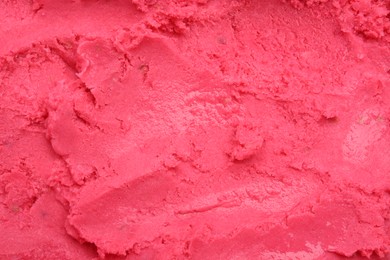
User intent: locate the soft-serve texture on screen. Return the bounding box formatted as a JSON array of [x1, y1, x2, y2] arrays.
[[0, 0, 390, 259]]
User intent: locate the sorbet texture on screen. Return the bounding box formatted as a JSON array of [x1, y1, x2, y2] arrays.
[[0, 0, 390, 259]]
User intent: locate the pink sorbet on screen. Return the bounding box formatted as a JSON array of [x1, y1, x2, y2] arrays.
[[0, 0, 390, 259]]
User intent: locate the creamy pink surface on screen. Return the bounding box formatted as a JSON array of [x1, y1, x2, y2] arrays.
[[0, 0, 390, 259]]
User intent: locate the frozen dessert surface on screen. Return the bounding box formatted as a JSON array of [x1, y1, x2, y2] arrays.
[[0, 0, 390, 259]]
